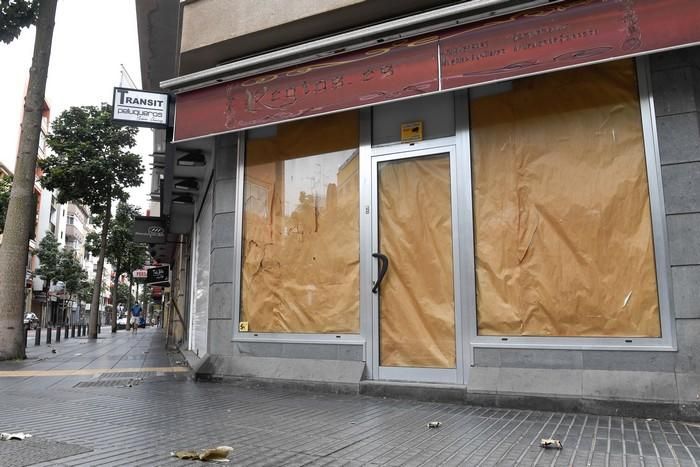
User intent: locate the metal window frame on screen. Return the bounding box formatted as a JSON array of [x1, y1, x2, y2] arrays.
[[231, 123, 367, 351], [466, 56, 677, 352], [369, 141, 464, 384], [229, 56, 676, 382]]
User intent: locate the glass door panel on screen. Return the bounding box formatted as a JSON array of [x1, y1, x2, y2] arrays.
[[376, 153, 456, 369]]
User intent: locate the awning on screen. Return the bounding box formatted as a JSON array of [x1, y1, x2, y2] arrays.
[[173, 0, 700, 142]]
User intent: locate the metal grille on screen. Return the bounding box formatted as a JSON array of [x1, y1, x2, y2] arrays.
[[99, 371, 156, 378], [74, 379, 138, 388]]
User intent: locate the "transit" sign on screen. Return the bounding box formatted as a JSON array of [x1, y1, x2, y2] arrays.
[[112, 87, 169, 128]]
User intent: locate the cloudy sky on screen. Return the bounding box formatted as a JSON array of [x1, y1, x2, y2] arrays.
[[0, 0, 152, 211]]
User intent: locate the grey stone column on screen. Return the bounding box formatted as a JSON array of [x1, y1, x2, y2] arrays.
[[652, 47, 700, 398], [207, 134, 238, 356]]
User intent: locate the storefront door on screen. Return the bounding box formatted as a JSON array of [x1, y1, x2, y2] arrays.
[[371, 145, 460, 383]]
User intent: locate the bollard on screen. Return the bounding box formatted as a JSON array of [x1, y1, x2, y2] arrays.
[[56, 326, 61, 342], [81, 324, 85, 336], [98, 324, 101, 334], [46, 326, 52, 344], [71, 325, 75, 338], [35, 326, 41, 346], [65, 326, 69, 339], [24, 326, 28, 348]]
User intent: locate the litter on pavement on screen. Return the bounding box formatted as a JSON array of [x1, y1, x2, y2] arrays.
[[172, 446, 234, 462], [0, 432, 33, 441], [540, 438, 563, 449], [427, 421, 441, 429]]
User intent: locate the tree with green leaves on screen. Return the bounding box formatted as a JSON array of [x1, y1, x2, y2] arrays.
[[57, 248, 86, 325], [138, 279, 151, 325], [0, 174, 12, 233], [124, 241, 149, 330], [0, 0, 57, 360], [35, 230, 60, 325], [75, 277, 93, 324], [86, 202, 148, 332], [42, 104, 143, 339], [116, 282, 134, 308], [0, 0, 37, 44]]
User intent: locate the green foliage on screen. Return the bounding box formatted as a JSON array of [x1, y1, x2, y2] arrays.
[[76, 278, 93, 303], [41, 104, 143, 218], [35, 230, 60, 285], [37, 233, 87, 299], [0, 174, 11, 233], [86, 202, 148, 276], [57, 248, 86, 298], [0, 0, 37, 44], [116, 282, 133, 307], [138, 283, 150, 308]]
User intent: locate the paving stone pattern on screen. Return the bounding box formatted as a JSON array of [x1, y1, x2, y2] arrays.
[[0, 438, 91, 467], [0, 328, 699, 466]]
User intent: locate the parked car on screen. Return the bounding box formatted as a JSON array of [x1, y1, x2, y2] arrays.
[[117, 316, 127, 329], [23, 313, 39, 329]]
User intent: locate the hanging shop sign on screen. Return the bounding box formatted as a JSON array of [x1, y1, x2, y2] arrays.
[[173, 0, 700, 142], [146, 265, 170, 285], [133, 269, 148, 279], [112, 87, 169, 128], [133, 216, 166, 244]]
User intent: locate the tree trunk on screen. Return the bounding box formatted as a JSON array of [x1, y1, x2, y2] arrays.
[[89, 198, 111, 338], [0, 0, 58, 360], [127, 274, 134, 331], [111, 259, 119, 333], [41, 277, 51, 328]]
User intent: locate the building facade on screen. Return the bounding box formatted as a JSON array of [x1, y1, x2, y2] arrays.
[[137, 0, 700, 418]]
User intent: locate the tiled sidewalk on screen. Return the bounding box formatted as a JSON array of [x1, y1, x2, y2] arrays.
[[0, 328, 698, 466]]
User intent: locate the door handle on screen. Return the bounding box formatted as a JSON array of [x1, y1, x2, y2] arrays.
[[372, 253, 389, 294]]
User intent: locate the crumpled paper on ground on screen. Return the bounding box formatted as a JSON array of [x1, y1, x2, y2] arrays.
[[172, 446, 234, 462], [540, 438, 563, 449], [0, 432, 32, 441]]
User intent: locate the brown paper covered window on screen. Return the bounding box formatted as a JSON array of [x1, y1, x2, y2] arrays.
[[241, 111, 360, 333], [470, 59, 661, 337]]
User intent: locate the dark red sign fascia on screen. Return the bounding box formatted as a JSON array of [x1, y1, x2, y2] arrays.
[[174, 37, 439, 141], [440, 0, 700, 90], [174, 0, 700, 142]]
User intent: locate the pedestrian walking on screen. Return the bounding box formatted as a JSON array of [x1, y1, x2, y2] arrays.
[[130, 303, 142, 335]]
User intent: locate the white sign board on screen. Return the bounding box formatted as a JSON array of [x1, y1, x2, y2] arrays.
[[112, 87, 169, 128], [133, 269, 148, 279]]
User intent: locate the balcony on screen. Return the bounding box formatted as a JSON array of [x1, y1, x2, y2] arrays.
[[65, 224, 84, 244]]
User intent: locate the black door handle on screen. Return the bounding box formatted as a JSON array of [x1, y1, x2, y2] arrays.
[[372, 253, 389, 294]]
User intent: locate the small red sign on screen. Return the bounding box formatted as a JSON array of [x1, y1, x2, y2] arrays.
[[133, 269, 148, 279]]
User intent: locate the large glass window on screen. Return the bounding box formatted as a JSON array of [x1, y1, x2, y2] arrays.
[[241, 111, 360, 333], [470, 60, 661, 337]]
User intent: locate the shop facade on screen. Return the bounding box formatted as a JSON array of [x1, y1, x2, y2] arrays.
[[138, 0, 700, 417]]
